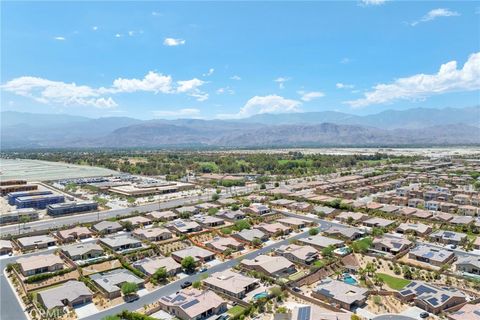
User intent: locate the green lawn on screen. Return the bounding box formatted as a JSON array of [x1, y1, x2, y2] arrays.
[[288, 271, 307, 281], [228, 306, 246, 318], [313, 259, 326, 268], [377, 273, 411, 290]]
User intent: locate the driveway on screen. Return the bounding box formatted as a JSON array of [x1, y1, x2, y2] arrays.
[[75, 303, 98, 319]]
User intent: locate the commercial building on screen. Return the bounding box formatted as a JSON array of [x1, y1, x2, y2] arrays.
[[15, 194, 65, 209], [0, 208, 39, 225], [47, 201, 98, 216], [0, 184, 37, 196], [8, 190, 52, 205]]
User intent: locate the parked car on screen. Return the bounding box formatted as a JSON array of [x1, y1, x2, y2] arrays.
[[181, 281, 192, 289], [199, 267, 208, 272], [420, 312, 429, 318]]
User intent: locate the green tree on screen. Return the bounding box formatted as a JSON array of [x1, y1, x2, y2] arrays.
[[152, 267, 168, 282], [181, 256, 196, 273], [121, 282, 139, 296], [234, 219, 251, 231], [252, 237, 263, 248], [192, 280, 201, 289], [321, 245, 335, 258], [308, 228, 319, 236]]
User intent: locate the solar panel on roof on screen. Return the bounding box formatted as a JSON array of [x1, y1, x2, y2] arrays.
[[440, 294, 450, 302], [172, 295, 187, 303], [427, 297, 438, 306], [415, 285, 436, 295], [182, 299, 199, 309], [296, 306, 311, 320]]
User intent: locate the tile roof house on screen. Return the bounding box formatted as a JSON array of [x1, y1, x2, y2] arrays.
[[99, 235, 142, 252], [336, 211, 367, 223], [17, 253, 64, 276], [119, 216, 152, 227], [257, 222, 291, 236], [275, 244, 319, 265], [396, 223, 432, 236], [312, 278, 368, 311], [205, 237, 244, 253], [61, 243, 104, 261], [133, 256, 181, 276], [203, 270, 259, 299], [90, 269, 145, 299], [146, 210, 178, 221], [171, 246, 216, 263], [372, 236, 412, 256], [450, 215, 475, 225], [0, 239, 13, 255], [277, 217, 311, 229], [57, 226, 92, 242], [215, 210, 246, 221], [158, 289, 227, 320], [397, 281, 466, 314], [132, 227, 173, 242], [298, 234, 345, 250], [93, 221, 123, 234], [17, 234, 56, 251], [191, 214, 225, 227], [323, 226, 364, 240], [241, 255, 296, 277], [166, 219, 202, 234], [232, 228, 268, 243], [447, 303, 480, 320], [455, 256, 480, 275], [429, 230, 467, 245], [363, 217, 396, 228], [408, 245, 455, 267], [246, 203, 271, 215], [37, 280, 92, 310]]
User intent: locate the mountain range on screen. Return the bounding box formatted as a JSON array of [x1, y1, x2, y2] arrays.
[[1, 106, 479, 149]]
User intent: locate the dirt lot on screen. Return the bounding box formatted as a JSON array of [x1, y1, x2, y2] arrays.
[[82, 259, 122, 275]]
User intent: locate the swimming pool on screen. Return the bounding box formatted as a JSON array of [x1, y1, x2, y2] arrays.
[[343, 274, 358, 285], [252, 292, 269, 300]]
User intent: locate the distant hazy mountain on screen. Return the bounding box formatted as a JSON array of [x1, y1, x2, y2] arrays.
[[1, 106, 479, 149]]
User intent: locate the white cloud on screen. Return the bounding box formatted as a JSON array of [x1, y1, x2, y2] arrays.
[[298, 91, 325, 102], [153, 108, 200, 118], [216, 87, 235, 95], [176, 78, 208, 101], [346, 52, 480, 108], [1, 76, 117, 108], [92, 26, 98, 31], [128, 31, 135, 36], [360, 0, 387, 5], [152, 11, 162, 16], [2, 71, 211, 107], [54, 36, 66, 41], [219, 95, 301, 119], [340, 57, 351, 64], [203, 68, 215, 77], [112, 71, 173, 94], [230, 75, 241, 81], [274, 77, 290, 89], [410, 8, 460, 26], [163, 38, 186, 46], [336, 82, 355, 89], [115, 33, 122, 38]]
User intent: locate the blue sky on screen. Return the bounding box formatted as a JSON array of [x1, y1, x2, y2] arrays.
[[1, 0, 479, 120]]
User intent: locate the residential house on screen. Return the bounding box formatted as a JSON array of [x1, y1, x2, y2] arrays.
[[203, 270, 259, 299], [450, 215, 475, 225], [457, 205, 478, 216], [171, 246, 216, 264], [429, 230, 467, 245], [17, 234, 56, 251], [146, 210, 178, 221], [205, 237, 244, 253], [93, 221, 123, 234], [408, 245, 455, 267], [158, 289, 227, 320], [133, 256, 181, 276], [335, 211, 367, 224], [246, 203, 271, 215], [425, 201, 440, 211], [91, 269, 145, 299], [372, 236, 412, 256], [0, 240, 13, 255], [215, 210, 246, 221], [232, 229, 268, 244], [257, 222, 291, 236], [191, 215, 225, 228], [61, 243, 104, 261], [17, 253, 64, 276], [455, 256, 480, 275], [363, 217, 396, 229], [57, 226, 92, 242], [323, 226, 364, 241], [275, 244, 319, 265], [447, 303, 480, 320], [132, 227, 173, 242], [396, 223, 432, 236], [240, 255, 296, 277], [119, 216, 152, 227], [298, 235, 344, 250], [312, 278, 368, 311], [37, 281, 92, 311], [99, 235, 142, 252], [397, 281, 466, 314], [277, 217, 311, 229], [166, 219, 202, 234]]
